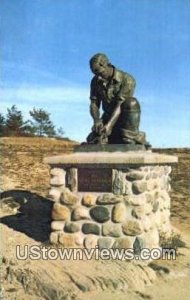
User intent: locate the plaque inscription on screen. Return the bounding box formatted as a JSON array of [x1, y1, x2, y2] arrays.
[[78, 168, 112, 192]]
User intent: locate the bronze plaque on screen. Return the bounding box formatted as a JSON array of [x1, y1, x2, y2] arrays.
[[78, 168, 112, 192]]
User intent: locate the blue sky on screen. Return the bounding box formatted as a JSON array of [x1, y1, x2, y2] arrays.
[[1, 0, 190, 147]]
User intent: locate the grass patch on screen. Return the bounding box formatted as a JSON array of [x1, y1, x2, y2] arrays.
[[159, 230, 186, 250]]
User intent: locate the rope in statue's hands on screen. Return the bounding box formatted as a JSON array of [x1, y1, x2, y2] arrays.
[[90, 119, 109, 144], [99, 124, 112, 136]]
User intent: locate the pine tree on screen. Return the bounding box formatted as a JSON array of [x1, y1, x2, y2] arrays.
[[5, 105, 27, 136], [0, 113, 5, 136], [56, 126, 65, 138], [29, 108, 56, 137]]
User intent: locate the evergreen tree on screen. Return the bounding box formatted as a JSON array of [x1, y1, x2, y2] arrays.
[[0, 113, 5, 136], [5, 105, 28, 136], [56, 126, 65, 138], [29, 108, 56, 137]]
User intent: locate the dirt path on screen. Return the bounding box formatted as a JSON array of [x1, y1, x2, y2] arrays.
[[1, 218, 189, 300]]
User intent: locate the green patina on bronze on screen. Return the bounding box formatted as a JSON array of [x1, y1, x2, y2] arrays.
[[86, 53, 151, 148]]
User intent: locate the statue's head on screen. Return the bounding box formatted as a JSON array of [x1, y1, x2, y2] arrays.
[[89, 53, 112, 80]]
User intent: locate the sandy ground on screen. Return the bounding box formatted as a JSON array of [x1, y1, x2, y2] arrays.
[[0, 138, 190, 299]]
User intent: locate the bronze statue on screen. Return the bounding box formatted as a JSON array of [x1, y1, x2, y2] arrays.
[[86, 53, 150, 148]]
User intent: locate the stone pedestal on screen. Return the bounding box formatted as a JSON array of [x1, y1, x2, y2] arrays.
[[44, 148, 178, 250]]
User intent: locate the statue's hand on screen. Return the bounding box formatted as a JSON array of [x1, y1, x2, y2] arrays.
[[100, 124, 112, 136], [92, 119, 103, 133]]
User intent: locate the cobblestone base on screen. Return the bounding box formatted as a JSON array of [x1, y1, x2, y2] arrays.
[[48, 164, 172, 251]]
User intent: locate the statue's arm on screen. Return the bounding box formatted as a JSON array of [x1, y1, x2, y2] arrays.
[[90, 77, 103, 132], [90, 77, 101, 119], [103, 75, 135, 135], [102, 102, 121, 135], [90, 100, 100, 122]]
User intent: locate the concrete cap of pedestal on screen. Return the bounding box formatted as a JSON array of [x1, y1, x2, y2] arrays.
[[44, 151, 178, 167]]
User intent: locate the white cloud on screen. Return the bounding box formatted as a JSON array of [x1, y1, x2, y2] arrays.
[[2, 61, 67, 85], [0, 85, 89, 107]]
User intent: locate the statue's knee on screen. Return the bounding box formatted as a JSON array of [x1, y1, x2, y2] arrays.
[[121, 97, 140, 111], [120, 98, 141, 132]]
